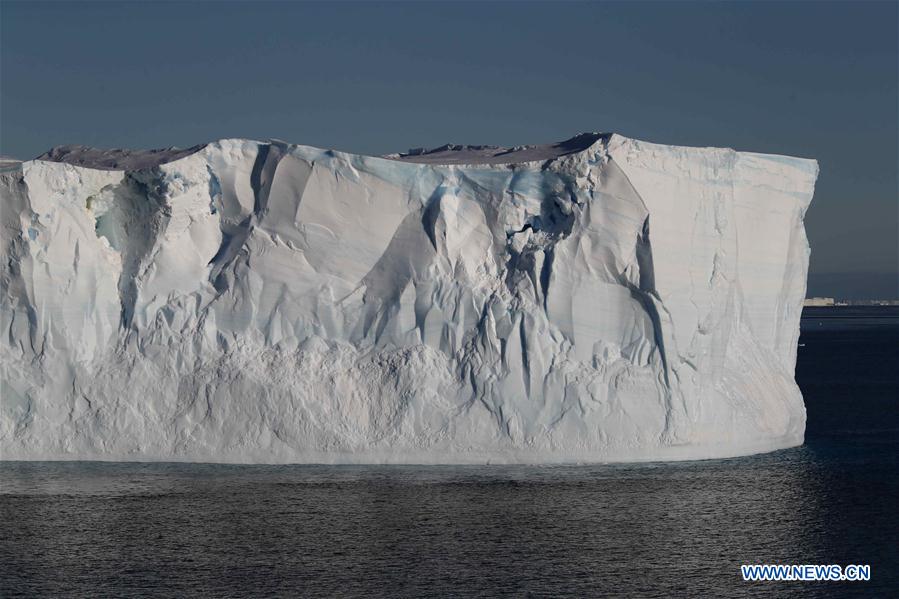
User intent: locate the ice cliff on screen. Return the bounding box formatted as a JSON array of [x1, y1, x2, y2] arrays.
[[0, 133, 818, 463]]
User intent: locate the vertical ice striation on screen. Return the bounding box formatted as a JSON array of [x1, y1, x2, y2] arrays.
[[0, 133, 818, 463]]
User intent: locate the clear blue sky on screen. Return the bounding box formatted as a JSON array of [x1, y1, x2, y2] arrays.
[[2, 1, 896, 298]]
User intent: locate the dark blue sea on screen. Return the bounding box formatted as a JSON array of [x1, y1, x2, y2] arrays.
[[2, 307, 897, 597]]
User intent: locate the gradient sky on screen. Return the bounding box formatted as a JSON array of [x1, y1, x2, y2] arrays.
[[1, 1, 896, 298]]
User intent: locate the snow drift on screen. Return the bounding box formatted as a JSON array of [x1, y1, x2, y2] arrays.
[[0, 133, 818, 463]]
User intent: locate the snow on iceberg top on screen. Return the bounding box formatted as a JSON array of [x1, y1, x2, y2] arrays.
[[26, 132, 817, 174], [30, 134, 609, 171], [35, 143, 207, 171], [383, 132, 607, 165]]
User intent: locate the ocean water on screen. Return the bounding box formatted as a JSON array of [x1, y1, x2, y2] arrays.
[[2, 307, 897, 597]]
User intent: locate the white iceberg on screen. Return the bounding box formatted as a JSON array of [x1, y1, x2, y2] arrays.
[[0, 133, 818, 463]]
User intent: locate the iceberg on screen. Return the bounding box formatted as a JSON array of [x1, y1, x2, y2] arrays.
[[0, 133, 818, 463]]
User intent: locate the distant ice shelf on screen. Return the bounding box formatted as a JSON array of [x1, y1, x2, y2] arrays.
[[0, 133, 818, 463]]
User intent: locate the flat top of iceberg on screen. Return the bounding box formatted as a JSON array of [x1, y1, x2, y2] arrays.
[[31, 134, 611, 171], [26, 132, 816, 172], [35, 143, 207, 171], [384, 132, 607, 165]]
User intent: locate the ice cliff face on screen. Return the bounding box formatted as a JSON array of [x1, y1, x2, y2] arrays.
[[0, 134, 818, 463]]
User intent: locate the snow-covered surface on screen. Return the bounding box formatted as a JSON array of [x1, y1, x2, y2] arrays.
[[385, 132, 603, 165], [36, 144, 206, 171], [0, 133, 818, 463]]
